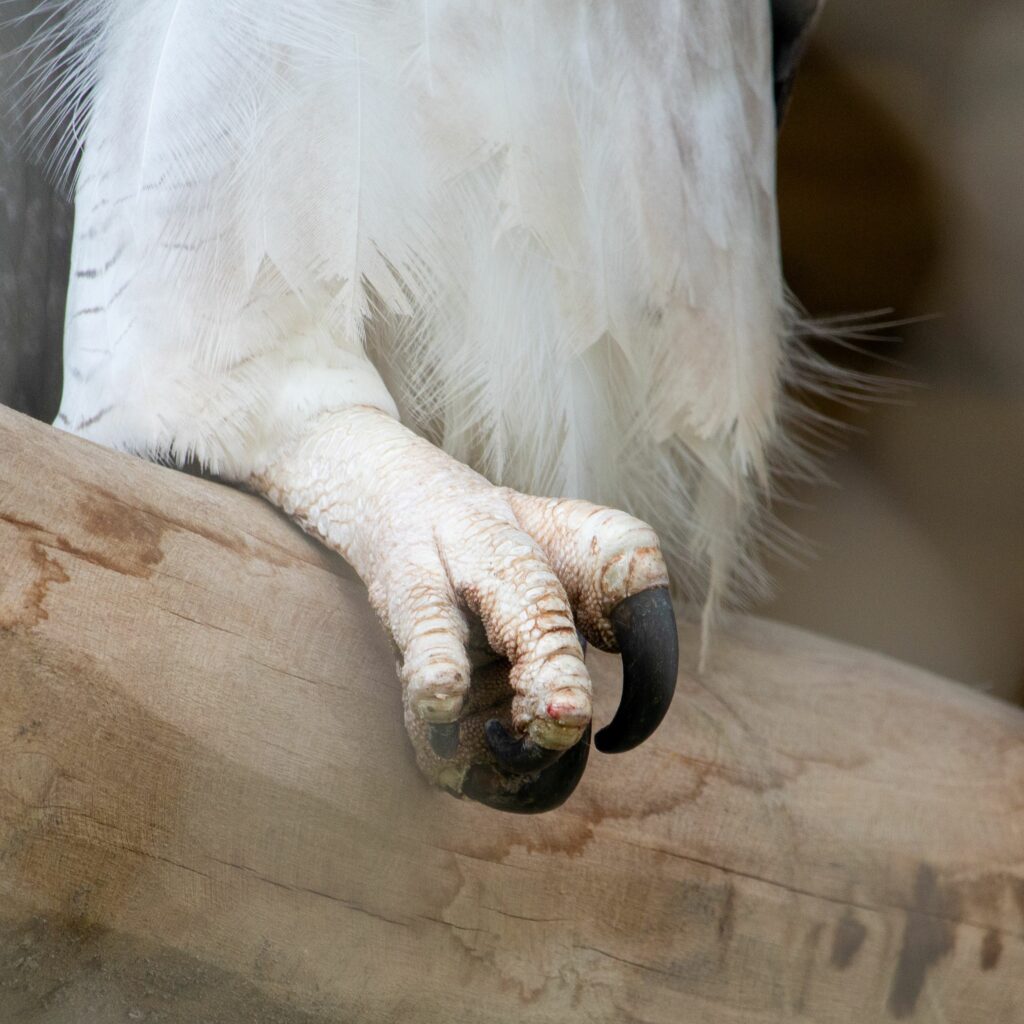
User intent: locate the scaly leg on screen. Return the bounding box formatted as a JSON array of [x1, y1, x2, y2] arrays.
[[252, 406, 678, 812]]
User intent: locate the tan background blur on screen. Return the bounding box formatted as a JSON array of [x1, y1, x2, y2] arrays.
[[767, 1, 1024, 704]]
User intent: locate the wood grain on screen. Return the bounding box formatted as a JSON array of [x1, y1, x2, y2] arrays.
[[1, 404, 1021, 1023]]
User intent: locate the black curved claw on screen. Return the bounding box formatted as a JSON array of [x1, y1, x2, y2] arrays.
[[429, 722, 460, 759], [594, 587, 678, 755], [484, 719, 566, 773], [462, 728, 591, 814]]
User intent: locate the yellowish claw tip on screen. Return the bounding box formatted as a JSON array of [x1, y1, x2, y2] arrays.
[[527, 718, 586, 751], [414, 693, 463, 723], [437, 765, 467, 794]]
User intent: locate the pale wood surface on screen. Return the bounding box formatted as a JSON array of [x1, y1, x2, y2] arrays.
[[1, 403, 1022, 1023]]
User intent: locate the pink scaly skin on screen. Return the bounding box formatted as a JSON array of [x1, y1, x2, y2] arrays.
[[252, 405, 672, 805]]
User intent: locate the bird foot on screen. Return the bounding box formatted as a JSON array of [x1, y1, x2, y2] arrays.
[[252, 406, 678, 812]]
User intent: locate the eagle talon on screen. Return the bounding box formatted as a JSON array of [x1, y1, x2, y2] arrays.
[[428, 722, 460, 758], [595, 587, 679, 754], [462, 727, 591, 814], [485, 719, 567, 773]]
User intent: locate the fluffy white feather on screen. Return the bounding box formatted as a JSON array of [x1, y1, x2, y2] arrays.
[[21, 0, 796, 635]]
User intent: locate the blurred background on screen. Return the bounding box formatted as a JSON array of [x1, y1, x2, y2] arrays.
[[2, 3, 1022, 703], [766, 0, 1024, 705]]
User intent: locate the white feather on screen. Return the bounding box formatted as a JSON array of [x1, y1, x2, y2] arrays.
[[21, 0, 799, 631]]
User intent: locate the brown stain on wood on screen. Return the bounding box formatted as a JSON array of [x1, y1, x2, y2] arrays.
[[0, 497, 164, 633], [77, 490, 166, 573], [0, 528, 70, 628], [980, 929, 1003, 971], [887, 864, 961, 1019], [1, 479, 312, 633], [445, 698, 787, 866], [830, 910, 867, 970], [448, 758, 705, 863], [81, 482, 321, 574], [0, 493, 169, 629]]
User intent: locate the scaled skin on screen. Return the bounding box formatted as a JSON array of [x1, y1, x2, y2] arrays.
[[253, 405, 670, 793]]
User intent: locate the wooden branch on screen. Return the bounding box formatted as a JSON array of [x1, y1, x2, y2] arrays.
[[1, 403, 1021, 1023]]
